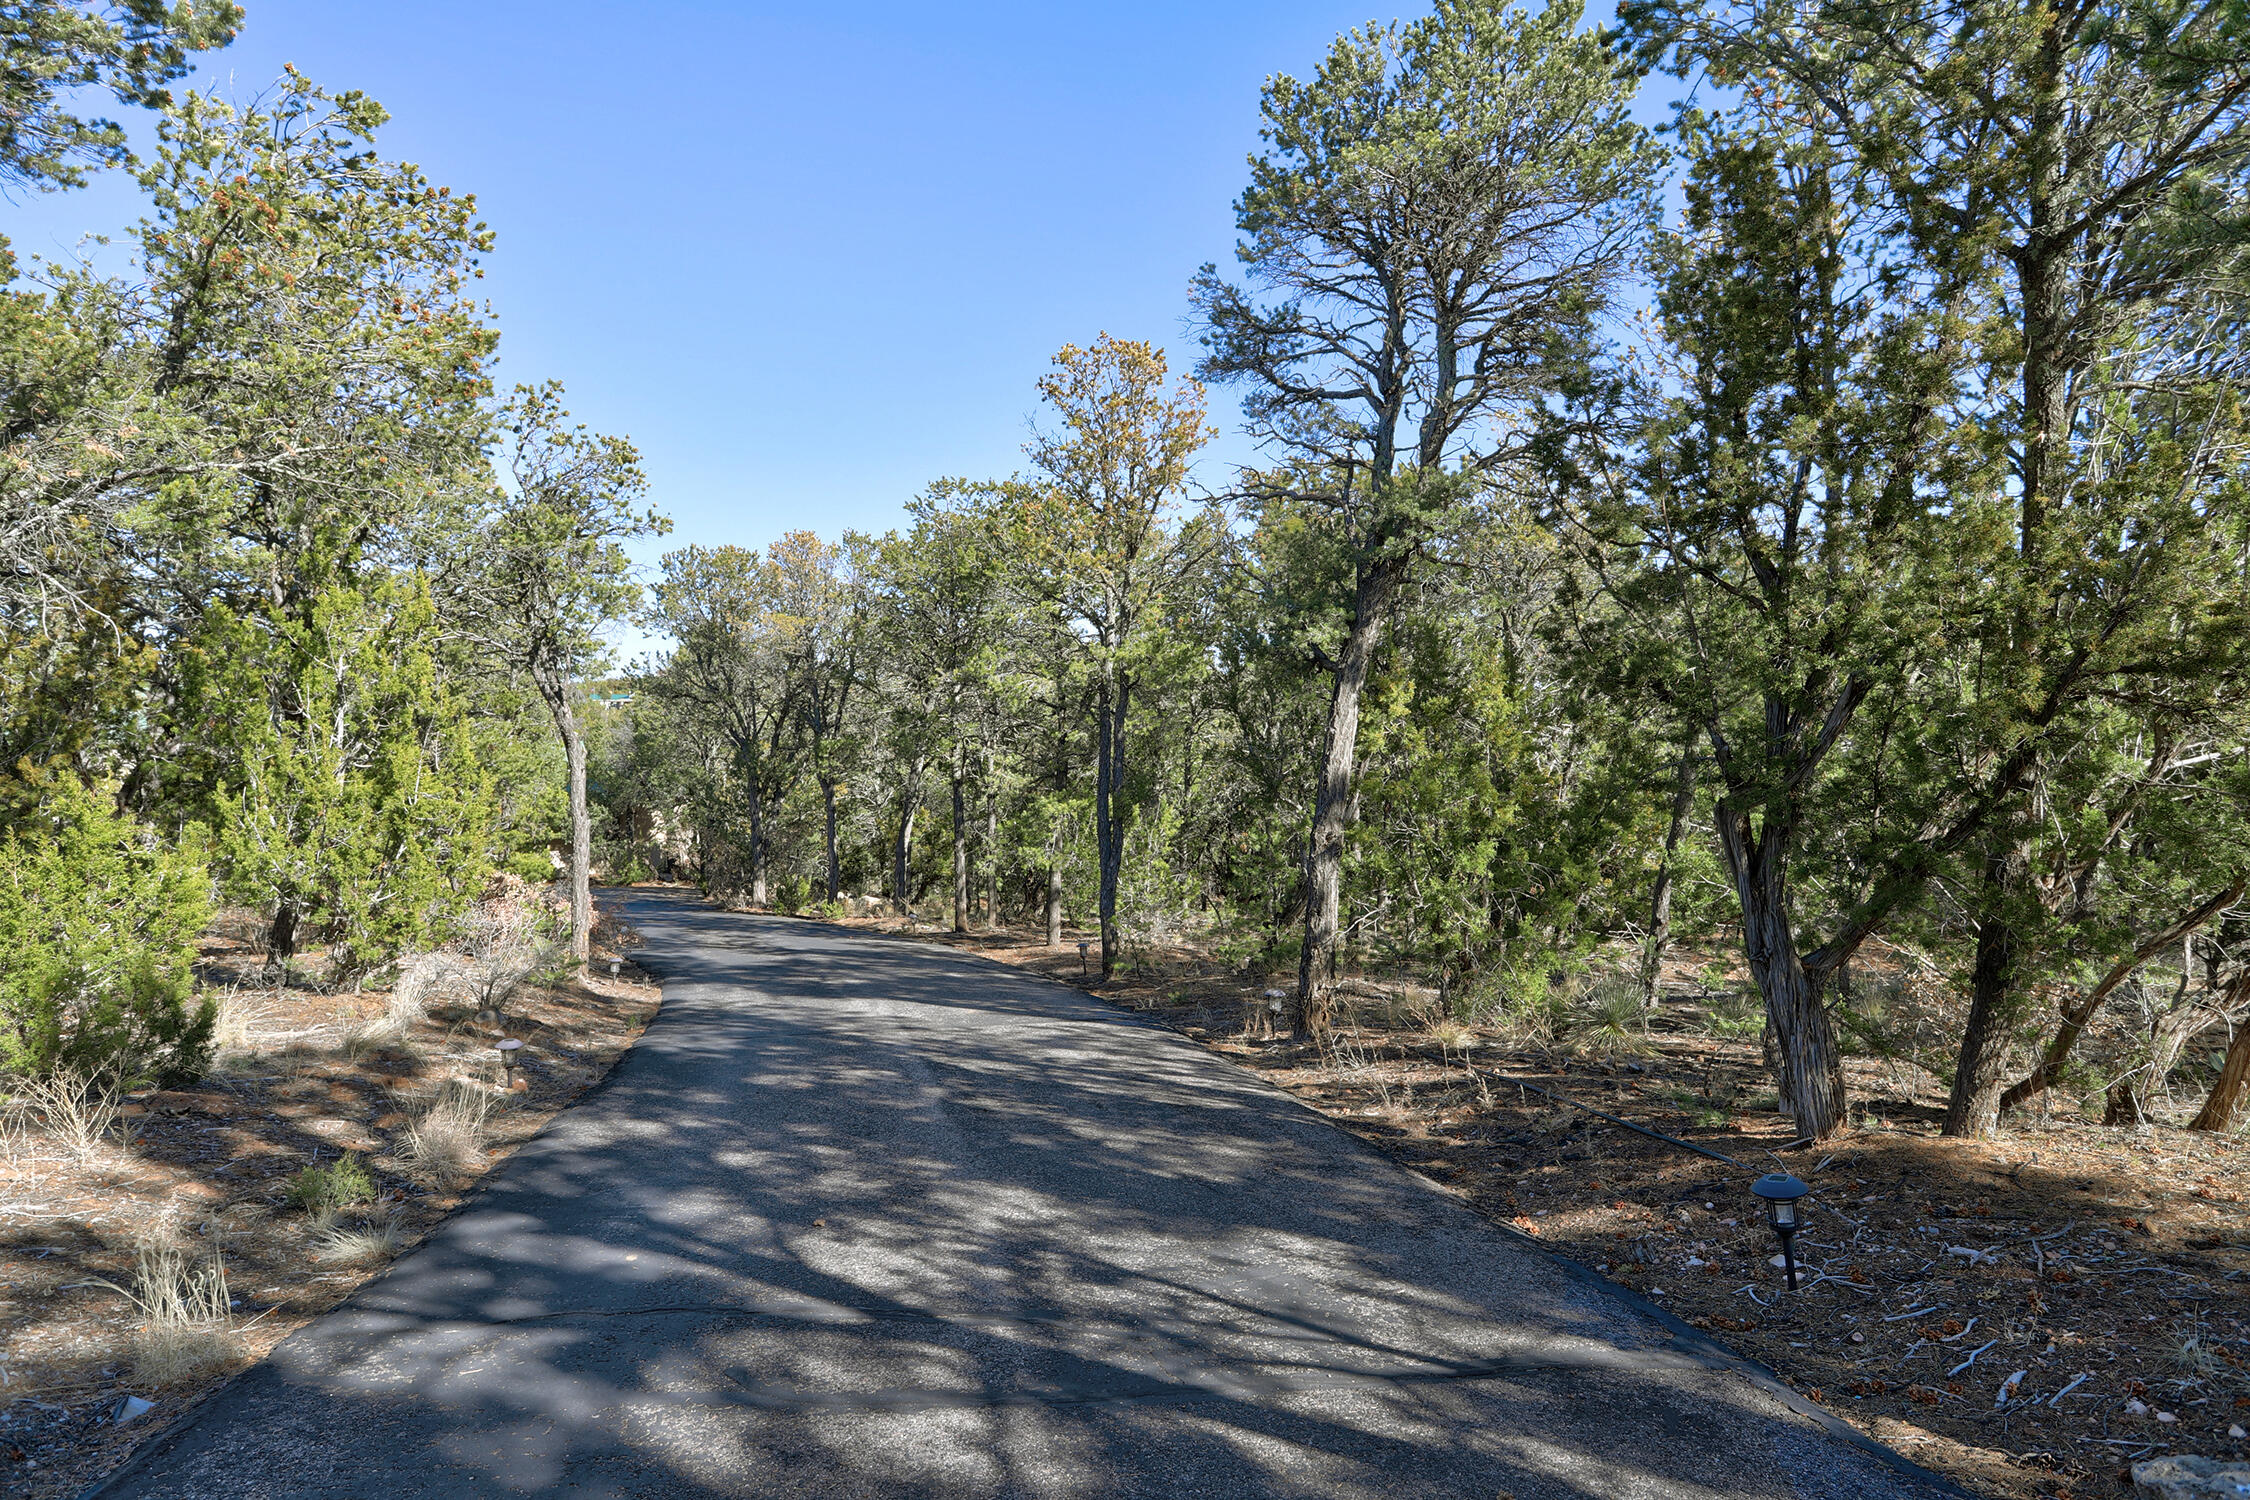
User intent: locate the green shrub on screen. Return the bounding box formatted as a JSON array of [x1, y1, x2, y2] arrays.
[[1458, 956, 1573, 1037], [286, 1152, 375, 1213], [505, 852, 557, 882], [1699, 988, 1764, 1040], [0, 773, 215, 1084], [194, 579, 495, 978]]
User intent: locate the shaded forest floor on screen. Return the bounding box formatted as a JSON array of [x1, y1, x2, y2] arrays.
[[841, 909, 2250, 1500], [0, 899, 659, 1500]]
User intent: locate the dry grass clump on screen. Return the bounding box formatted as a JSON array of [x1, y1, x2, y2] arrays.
[[395, 1077, 492, 1186], [77, 1244, 242, 1387], [1428, 1018, 1478, 1059], [311, 1213, 406, 1266], [346, 954, 441, 1056]]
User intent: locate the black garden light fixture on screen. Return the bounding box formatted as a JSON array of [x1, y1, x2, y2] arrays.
[[1751, 1172, 1810, 1290], [1077, 940, 1091, 974], [496, 1036, 524, 1086]]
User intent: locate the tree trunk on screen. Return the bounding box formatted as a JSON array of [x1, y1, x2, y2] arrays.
[[1045, 862, 1063, 948], [821, 777, 840, 903], [535, 667, 593, 969], [892, 762, 923, 917], [1952, 52, 2069, 1134], [950, 742, 970, 934], [1293, 557, 1394, 1041], [1716, 793, 1845, 1140], [2190, 973, 2250, 1131], [1640, 741, 1699, 1008], [746, 784, 769, 909], [984, 744, 1000, 930], [1994, 874, 2245, 1118], [1943, 845, 2029, 1138], [1094, 662, 1131, 979], [267, 897, 299, 965], [2107, 962, 2238, 1127]]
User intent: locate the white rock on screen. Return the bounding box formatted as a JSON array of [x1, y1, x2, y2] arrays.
[[2127, 1399, 2151, 1416], [2129, 1455, 2250, 1499], [114, 1395, 154, 1425]]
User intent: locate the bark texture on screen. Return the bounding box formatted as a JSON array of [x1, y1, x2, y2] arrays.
[[534, 665, 593, 967], [1717, 792, 1845, 1139], [1293, 558, 1395, 1040]]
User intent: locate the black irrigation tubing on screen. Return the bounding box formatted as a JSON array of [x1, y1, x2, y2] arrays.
[[1467, 1064, 1794, 1172]]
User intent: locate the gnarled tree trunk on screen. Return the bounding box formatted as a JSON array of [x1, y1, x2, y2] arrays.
[[1717, 791, 1844, 1140], [1293, 556, 1396, 1041], [2190, 976, 2250, 1131]]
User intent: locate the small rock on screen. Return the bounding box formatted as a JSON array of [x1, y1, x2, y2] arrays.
[[2128, 1399, 2152, 1416], [1849, 1331, 1865, 1344], [2130, 1455, 2250, 1499], [2228, 1425, 2246, 1440], [113, 1396, 154, 1426], [2157, 1411, 2178, 1424]]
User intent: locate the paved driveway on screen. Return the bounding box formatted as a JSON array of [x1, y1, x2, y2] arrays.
[[92, 890, 1964, 1498]]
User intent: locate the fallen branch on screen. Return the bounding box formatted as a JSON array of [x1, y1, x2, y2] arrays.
[[1948, 1339, 1998, 1376]]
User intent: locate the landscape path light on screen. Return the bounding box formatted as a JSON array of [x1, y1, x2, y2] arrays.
[[1751, 1172, 1810, 1290], [1077, 941, 1091, 975], [496, 1037, 525, 1090]]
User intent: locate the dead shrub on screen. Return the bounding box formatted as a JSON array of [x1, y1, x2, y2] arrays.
[[13, 1069, 133, 1163]]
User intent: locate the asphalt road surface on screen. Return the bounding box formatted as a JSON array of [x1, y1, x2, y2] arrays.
[[91, 890, 1966, 1499]]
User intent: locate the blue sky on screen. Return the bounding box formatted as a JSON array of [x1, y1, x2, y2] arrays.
[[8, 0, 1677, 650], [8, 3, 1435, 551]]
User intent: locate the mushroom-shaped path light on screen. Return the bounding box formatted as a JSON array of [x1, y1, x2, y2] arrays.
[[1750, 1173, 1811, 1290]]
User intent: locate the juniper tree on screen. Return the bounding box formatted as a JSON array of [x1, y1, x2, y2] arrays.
[[1619, 0, 2250, 1138]]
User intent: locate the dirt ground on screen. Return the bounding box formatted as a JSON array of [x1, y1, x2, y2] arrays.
[[855, 912, 2250, 1500], [0, 895, 659, 1499]]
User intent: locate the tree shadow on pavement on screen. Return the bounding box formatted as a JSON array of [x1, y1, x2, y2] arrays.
[[93, 891, 1965, 1500]]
